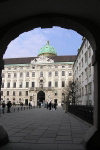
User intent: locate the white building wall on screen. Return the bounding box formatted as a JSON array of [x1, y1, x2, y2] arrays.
[[73, 38, 94, 105]]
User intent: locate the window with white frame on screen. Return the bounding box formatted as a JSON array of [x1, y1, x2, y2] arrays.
[[7, 91, 9, 96], [7, 82, 10, 88], [8, 73, 11, 78], [55, 81, 58, 87], [55, 71, 58, 76], [62, 81, 65, 87], [48, 81, 52, 87], [40, 72, 43, 77], [48, 72, 52, 77], [20, 72, 23, 77], [13, 82, 16, 88], [19, 82, 23, 88], [32, 72, 35, 77], [62, 71, 65, 76], [26, 72, 29, 77]]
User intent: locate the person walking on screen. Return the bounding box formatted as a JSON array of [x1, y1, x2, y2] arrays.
[[49, 101, 52, 110], [7, 101, 12, 113], [2, 101, 6, 114]]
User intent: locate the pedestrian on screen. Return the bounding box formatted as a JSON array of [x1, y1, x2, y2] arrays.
[[29, 102, 31, 109], [2, 101, 6, 114], [54, 101, 57, 110], [7, 101, 12, 113], [49, 101, 52, 110]]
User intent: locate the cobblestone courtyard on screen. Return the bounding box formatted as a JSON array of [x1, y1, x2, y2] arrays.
[[0, 107, 91, 150]]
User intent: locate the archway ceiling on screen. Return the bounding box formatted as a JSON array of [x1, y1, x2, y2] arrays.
[[0, 0, 100, 28]]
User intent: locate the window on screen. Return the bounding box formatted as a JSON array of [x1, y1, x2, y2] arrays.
[[7, 91, 9, 96], [55, 65, 58, 68], [68, 64, 72, 68], [32, 72, 35, 77], [26, 82, 29, 88], [26, 72, 29, 77], [81, 58, 83, 67], [40, 66, 43, 69], [62, 81, 65, 87], [2, 73, 4, 78], [88, 64, 91, 77], [13, 91, 15, 96], [40, 80, 43, 88], [69, 72, 72, 76], [13, 82, 16, 88], [48, 81, 52, 87], [40, 72, 43, 77], [7, 82, 10, 88], [55, 92, 57, 96], [26, 91, 28, 96], [19, 82, 23, 88], [1, 91, 3, 96], [55, 71, 58, 76], [62, 66, 65, 68], [55, 81, 58, 87], [19, 91, 22, 96], [88, 46, 91, 57], [88, 82, 92, 94], [32, 66, 35, 69], [79, 62, 81, 70], [85, 68, 88, 78], [32, 82, 35, 87], [14, 73, 17, 78], [48, 72, 52, 77], [62, 71, 65, 76], [8, 67, 11, 70], [85, 51, 88, 63], [8, 73, 11, 78], [1, 82, 4, 88], [20, 72, 23, 77], [85, 85, 88, 95], [82, 87, 84, 96], [82, 72, 84, 82]]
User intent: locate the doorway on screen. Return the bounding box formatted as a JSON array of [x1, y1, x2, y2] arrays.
[[37, 91, 45, 105]]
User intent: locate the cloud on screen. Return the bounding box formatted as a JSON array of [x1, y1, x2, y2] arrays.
[[3, 30, 48, 58], [3, 27, 82, 58]]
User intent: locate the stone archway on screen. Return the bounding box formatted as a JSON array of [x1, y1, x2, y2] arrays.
[[0, 14, 99, 149], [37, 91, 45, 105]]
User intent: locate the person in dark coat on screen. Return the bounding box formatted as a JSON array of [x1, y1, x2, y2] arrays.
[[49, 101, 52, 110], [2, 101, 6, 114], [7, 101, 12, 113]]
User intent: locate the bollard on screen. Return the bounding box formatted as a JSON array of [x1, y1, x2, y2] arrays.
[[18, 107, 19, 112], [14, 108, 15, 112]]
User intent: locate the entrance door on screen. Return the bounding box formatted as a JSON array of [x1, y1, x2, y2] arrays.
[[25, 99, 28, 105], [37, 91, 45, 105]]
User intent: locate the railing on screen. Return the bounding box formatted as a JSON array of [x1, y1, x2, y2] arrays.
[[0, 105, 35, 115], [68, 104, 93, 124]]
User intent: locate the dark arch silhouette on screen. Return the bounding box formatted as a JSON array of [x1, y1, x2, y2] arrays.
[[37, 91, 45, 105], [0, 13, 99, 149]]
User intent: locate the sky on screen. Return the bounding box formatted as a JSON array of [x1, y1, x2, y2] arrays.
[[3, 26, 83, 58]]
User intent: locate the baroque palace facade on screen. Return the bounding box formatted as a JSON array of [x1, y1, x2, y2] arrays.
[[1, 41, 76, 106]]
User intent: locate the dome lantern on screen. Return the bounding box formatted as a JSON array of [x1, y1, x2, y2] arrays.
[[38, 41, 57, 56]]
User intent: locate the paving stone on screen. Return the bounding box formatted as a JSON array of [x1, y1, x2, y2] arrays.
[[0, 107, 90, 150]]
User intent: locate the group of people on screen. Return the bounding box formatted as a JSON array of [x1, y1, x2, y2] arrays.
[[45, 101, 57, 110], [1, 100, 12, 114]]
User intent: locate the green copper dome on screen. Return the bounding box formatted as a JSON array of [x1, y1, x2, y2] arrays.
[[38, 41, 57, 56]]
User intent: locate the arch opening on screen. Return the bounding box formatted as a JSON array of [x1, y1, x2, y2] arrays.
[[37, 91, 45, 106]]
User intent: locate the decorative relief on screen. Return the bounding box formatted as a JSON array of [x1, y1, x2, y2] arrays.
[[31, 56, 54, 64]]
